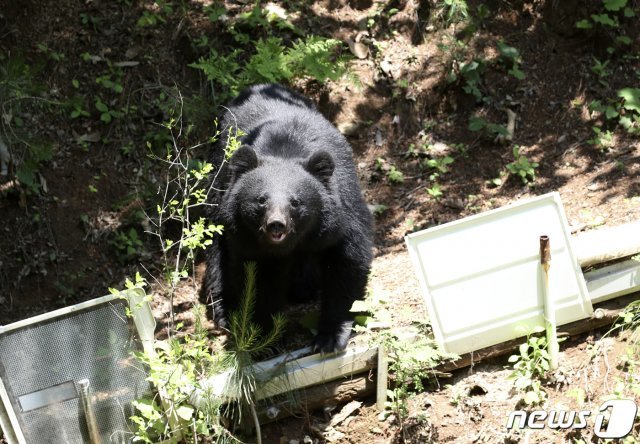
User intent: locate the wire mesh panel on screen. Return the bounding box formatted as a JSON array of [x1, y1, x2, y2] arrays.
[[0, 298, 151, 443]]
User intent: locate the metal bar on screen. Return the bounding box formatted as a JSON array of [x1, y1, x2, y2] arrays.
[[77, 379, 102, 444], [540, 235, 559, 370]]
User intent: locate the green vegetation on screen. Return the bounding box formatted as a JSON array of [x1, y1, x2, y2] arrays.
[[0, 52, 54, 193], [508, 326, 551, 406], [122, 265, 285, 443], [188, 1, 352, 105], [375, 157, 405, 184], [468, 115, 508, 139], [606, 299, 640, 402], [110, 228, 143, 264], [113, 117, 285, 441], [505, 146, 539, 185], [381, 330, 451, 422], [191, 36, 349, 105], [353, 293, 457, 433]]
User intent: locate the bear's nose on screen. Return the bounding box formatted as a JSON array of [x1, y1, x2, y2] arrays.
[[266, 219, 286, 234]]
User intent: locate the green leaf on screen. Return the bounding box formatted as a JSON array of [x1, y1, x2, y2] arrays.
[[605, 106, 619, 119], [618, 88, 640, 113], [519, 343, 529, 356], [591, 13, 616, 26], [603, 0, 627, 11], [623, 7, 635, 17], [497, 41, 520, 61], [508, 66, 525, 80], [132, 399, 159, 418], [176, 405, 194, 421], [575, 19, 593, 29], [524, 390, 541, 405], [95, 100, 108, 112], [619, 115, 633, 129], [468, 116, 487, 132], [615, 35, 632, 45]]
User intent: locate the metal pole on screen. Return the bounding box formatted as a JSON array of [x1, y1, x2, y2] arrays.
[[376, 345, 388, 411], [77, 379, 102, 444], [540, 235, 559, 370]]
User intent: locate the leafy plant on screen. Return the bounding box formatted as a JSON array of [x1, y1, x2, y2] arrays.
[[435, 0, 470, 26], [36, 43, 65, 62], [375, 157, 404, 184], [387, 165, 405, 184], [468, 116, 508, 139], [128, 305, 235, 443], [496, 41, 525, 80], [96, 72, 124, 94], [455, 59, 486, 102], [508, 326, 550, 406], [68, 96, 90, 119], [124, 95, 291, 442], [575, 0, 635, 54], [423, 155, 454, 175], [426, 183, 443, 200], [506, 146, 538, 184], [137, 1, 173, 27], [598, 299, 640, 436], [588, 126, 615, 150], [95, 98, 123, 123], [591, 57, 612, 86], [380, 327, 458, 424], [353, 294, 456, 434], [618, 87, 640, 133], [110, 228, 143, 263], [191, 35, 349, 105], [80, 13, 102, 31]]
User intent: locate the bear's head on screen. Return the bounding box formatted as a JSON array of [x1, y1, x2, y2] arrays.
[[226, 146, 335, 253]]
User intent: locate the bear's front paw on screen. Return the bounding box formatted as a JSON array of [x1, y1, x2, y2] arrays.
[[312, 320, 353, 353]]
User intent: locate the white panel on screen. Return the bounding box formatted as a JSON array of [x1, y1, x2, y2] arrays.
[[405, 192, 592, 355]]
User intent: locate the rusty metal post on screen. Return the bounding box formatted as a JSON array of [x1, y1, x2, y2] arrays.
[[540, 235, 558, 370]]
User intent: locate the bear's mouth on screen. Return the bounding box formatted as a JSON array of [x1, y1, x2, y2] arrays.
[[261, 223, 290, 245], [269, 231, 287, 243], [266, 225, 291, 244]]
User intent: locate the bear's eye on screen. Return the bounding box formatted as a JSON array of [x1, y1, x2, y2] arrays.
[[257, 196, 267, 205], [290, 198, 300, 208]]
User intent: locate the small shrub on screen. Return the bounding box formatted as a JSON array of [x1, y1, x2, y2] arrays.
[[508, 326, 550, 406], [506, 146, 538, 184]]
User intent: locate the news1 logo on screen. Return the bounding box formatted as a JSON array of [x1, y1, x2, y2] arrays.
[[506, 399, 638, 438]]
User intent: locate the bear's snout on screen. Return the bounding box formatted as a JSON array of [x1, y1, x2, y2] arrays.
[[262, 207, 291, 244]]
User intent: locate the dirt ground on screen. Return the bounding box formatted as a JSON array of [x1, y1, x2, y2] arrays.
[[1, 0, 639, 443]]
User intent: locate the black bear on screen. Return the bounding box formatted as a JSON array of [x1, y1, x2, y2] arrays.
[[202, 84, 373, 352]]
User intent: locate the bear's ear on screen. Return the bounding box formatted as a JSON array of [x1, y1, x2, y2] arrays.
[[229, 145, 258, 179], [305, 150, 334, 185]]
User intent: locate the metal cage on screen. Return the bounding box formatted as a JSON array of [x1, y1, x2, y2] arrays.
[[0, 289, 155, 444]]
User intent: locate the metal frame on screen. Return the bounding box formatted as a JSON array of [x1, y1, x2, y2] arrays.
[[0, 288, 154, 444]]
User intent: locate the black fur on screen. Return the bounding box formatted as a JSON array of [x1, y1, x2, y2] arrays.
[[202, 84, 373, 353]]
